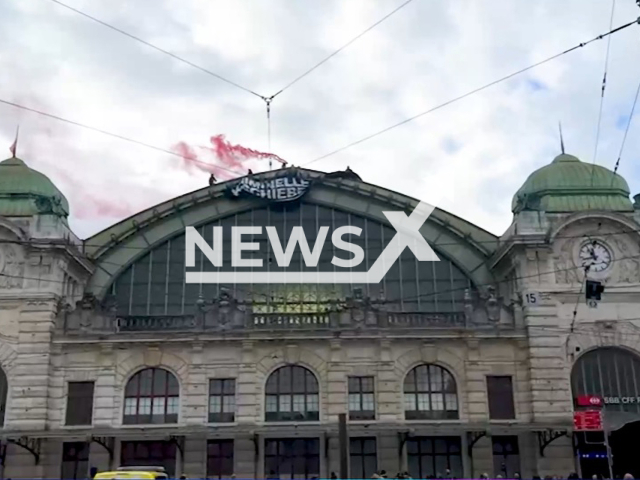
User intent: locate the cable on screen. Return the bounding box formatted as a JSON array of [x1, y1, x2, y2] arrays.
[[6, 233, 640, 306], [0, 98, 244, 178], [392, 251, 640, 305], [5, 221, 640, 252], [270, 0, 416, 99], [566, 266, 589, 352], [303, 17, 640, 167], [610, 74, 640, 186], [591, 0, 617, 187], [46, 0, 264, 99]]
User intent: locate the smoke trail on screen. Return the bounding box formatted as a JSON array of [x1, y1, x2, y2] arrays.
[[172, 134, 287, 179]]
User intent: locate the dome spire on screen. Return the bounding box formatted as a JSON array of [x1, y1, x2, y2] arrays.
[[558, 121, 565, 154], [9, 125, 19, 158]]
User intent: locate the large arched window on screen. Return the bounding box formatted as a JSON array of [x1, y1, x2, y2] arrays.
[[123, 368, 179, 424], [0, 367, 7, 426], [265, 365, 319, 422], [110, 203, 474, 317], [572, 347, 640, 414], [404, 364, 458, 420]]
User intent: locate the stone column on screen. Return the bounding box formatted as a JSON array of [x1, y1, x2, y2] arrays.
[[94, 344, 117, 431], [185, 343, 207, 426], [183, 435, 207, 478], [4, 298, 58, 478], [236, 340, 258, 424], [325, 339, 347, 477], [234, 434, 257, 479]]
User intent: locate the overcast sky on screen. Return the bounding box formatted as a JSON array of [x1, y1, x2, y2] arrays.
[[1, 0, 639, 239]]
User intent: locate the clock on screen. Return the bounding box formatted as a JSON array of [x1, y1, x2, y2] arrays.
[[578, 241, 612, 273]]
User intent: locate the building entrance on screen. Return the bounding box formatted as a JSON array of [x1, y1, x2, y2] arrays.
[[609, 420, 640, 478], [571, 347, 640, 479]]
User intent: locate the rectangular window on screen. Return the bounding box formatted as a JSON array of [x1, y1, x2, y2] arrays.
[[207, 440, 234, 479], [65, 381, 95, 426], [350, 438, 377, 479], [487, 376, 516, 420], [209, 379, 236, 423], [492, 436, 520, 478], [61, 442, 89, 479], [348, 376, 375, 420], [264, 438, 319, 479], [407, 437, 463, 479]]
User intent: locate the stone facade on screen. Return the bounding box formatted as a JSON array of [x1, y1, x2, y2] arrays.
[[0, 162, 639, 479]]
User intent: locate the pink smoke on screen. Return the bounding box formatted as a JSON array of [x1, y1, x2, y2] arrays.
[[43, 164, 140, 219], [172, 134, 287, 180]]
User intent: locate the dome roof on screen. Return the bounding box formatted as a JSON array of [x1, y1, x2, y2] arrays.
[[511, 153, 633, 213], [0, 157, 69, 218]]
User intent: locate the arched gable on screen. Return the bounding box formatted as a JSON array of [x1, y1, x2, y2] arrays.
[[85, 169, 497, 301]]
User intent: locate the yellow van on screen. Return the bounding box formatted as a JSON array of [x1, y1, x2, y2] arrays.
[[94, 466, 169, 479]]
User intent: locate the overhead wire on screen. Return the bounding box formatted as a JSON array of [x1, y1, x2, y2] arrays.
[[610, 73, 640, 185], [6, 220, 640, 252], [269, 0, 416, 99], [46, 0, 417, 169], [590, 0, 617, 186], [302, 17, 640, 167], [0, 98, 245, 178], [5, 231, 640, 306], [46, 0, 264, 99]]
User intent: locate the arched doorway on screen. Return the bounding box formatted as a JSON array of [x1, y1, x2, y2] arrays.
[[571, 347, 640, 478]]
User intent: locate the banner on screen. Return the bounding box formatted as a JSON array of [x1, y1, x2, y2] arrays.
[[228, 173, 310, 202]]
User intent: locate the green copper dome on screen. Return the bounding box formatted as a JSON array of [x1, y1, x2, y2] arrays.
[[0, 157, 69, 218], [512, 153, 633, 213]]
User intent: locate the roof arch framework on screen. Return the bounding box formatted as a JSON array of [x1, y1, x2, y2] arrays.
[[85, 170, 498, 309]]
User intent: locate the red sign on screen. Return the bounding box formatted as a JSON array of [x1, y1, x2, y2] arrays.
[[574, 410, 603, 431], [576, 395, 603, 407]]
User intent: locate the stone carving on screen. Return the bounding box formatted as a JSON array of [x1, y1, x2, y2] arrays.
[[609, 237, 640, 283], [463, 289, 474, 324], [485, 286, 500, 322], [0, 245, 25, 289], [197, 288, 246, 330], [342, 288, 380, 328], [555, 239, 580, 285], [34, 194, 66, 216], [56, 293, 118, 334]]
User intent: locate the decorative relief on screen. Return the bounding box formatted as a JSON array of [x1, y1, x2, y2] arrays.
[[609, 236, 640, 284], [554, 239, 580, 285], [56, 284, 515, 335], [56, 293, 118, 334], [196, 287, 246, 330], [0, 245, 25, 289]]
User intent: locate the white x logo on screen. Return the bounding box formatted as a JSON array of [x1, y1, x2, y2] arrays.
[[365, 201, 439, 282]]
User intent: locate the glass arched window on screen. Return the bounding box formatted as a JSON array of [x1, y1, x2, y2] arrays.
[[265, 365, 319, 422], [572, 347, 640, 414], [0, 367, 7, 426], [123, 368, 179, 424], [404, 364, 458, 420]]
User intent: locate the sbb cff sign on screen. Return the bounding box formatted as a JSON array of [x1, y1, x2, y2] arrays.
[[576, 395, 603, 407], [574, 410, 603, 431]]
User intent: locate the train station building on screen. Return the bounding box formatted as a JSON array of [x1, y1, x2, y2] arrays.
[[0, 152, 639, 478]]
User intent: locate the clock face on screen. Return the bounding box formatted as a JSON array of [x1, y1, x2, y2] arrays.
[[578, 241, 612, 273]]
